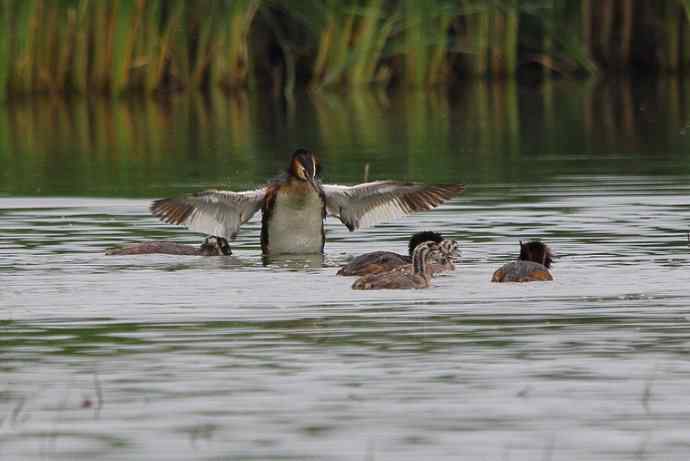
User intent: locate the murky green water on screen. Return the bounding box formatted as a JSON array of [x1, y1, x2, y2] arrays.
[[2, 80, 690, 460]]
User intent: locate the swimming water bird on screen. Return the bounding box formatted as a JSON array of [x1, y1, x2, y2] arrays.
[[105, 236, 231, 256], [351, 241, 453, 290], [151, 149, 464, 255], [337, 231, 454, 276], [491, 240, 554, 282]]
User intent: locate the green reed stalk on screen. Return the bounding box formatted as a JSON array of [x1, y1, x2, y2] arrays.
[[565, 0, 597, 75], [257, 3, 294, 95], [366, 10, 397, 85], [0, 0, 10, 99], [54, 6, 74, 93], [405, 0, 456, 86], [476, 7, 489, 76], [112, 0, 143, 95], [619, 0, 633, 67], [30, 0, 50, 92], [90, 1, 111, 92], [189, 7, 215, 90], [170, 1, 190, 88], [311, 14, 335, 86], [305, 0, 374, 88], [681, 0, 690, 19], [311, 0, 351, 88], [678, 0, 690, 70], [684, 14, 690, 71], [152, 0, 184, 92], [142, 0, 164, 93], [10, 0, 37, 94], [47, 1, 68, 93], [427, 11, 452, 85], [503, 1, 518, 77], [599, 0, 613, 63], [403, 0, 427, 86], [665, 2, 680, 72], [490, 10, 504, 77], [542, 0, 553, 78], [71, 0, 90, 94], [222, 0, 259, 90], [317, 15, 354, 88], [580, 0, 591, 61], [349, 0, 385, 86]]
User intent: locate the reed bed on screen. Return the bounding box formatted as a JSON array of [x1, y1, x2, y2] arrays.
[[1, 0, 690, 98]]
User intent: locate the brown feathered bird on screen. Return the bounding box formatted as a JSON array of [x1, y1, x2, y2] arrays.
[[491, 240, 554, 282], [105, 236, 231, 256], [352, 240, 458, 290], [337, 231, 457, 276]]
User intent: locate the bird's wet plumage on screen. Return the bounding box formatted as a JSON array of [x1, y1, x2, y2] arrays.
[[105, 236, 231, 256], [491, 260, 553, 282], [491, 240, 554, 282], [351, 240, 457, 290], [260, 176, 326, 255], [151, 149, 464, 255], [337, 231, 451, 276]]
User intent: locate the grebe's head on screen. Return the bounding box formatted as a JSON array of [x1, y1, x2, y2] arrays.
[[408, 231, 444, 256], [200, 236, 232, 256], [519, 240, 553, 268], [289, 149, 320, 188], [439, 239, 460, 259], [411, 241, 445, 267]]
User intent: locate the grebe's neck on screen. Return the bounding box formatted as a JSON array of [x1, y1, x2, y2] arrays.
[[412, 244, 432, 275]]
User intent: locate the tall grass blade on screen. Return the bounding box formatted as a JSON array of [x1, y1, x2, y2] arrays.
[[0, 0, 11, 99]]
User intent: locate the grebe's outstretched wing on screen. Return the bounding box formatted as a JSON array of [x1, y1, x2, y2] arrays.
[[322, 181, 464, 231], [151, 188, 266, 238]]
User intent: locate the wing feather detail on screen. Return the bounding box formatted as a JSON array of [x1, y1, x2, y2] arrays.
[[150, 189, 266, 238], [322, 181, 464, 231]]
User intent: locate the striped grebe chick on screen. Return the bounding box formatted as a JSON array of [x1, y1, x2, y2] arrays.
[[491, 240, 553, 282], [151, 149, 464, 255], [337, 231, 449, 276], [352, 241, 446, 290], [437, 239, 460, 270], [105, 236, 231, 256]]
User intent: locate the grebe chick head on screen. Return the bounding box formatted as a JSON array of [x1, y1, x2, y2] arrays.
[[200, 236, 232, 256], [289, 148, 321, 188], [408, 231, 444, 256], [519, 240, 553, 268], [438, 239, 460, 263], [412, 241, 444, 274]]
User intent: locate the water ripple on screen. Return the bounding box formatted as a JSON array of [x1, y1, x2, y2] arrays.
[[1, 177, 690, 460]]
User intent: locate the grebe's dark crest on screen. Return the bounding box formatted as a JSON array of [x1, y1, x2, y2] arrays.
[[408, 231, 444, 257], [492, 240, 554, 282], [151, 149, 464, 255], [519, 240, 553, 268]]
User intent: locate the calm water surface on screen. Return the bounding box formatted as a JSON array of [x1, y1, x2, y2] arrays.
[[1, 81, 690, 460]]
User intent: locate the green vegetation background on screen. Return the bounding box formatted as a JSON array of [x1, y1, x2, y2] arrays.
[[1, 0, 689, 97]]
